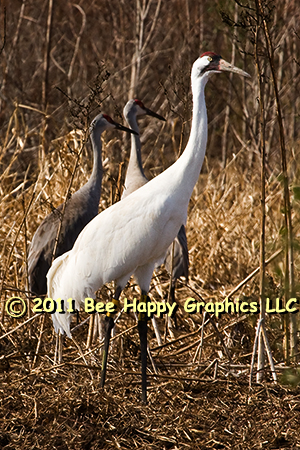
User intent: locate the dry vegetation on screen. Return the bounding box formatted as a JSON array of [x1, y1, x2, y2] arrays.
[[1, 0, 300, 448]]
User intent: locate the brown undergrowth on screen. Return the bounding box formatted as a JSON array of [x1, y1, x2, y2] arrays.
[[1, 0, 300, 448], [1, 113, 300, 448]]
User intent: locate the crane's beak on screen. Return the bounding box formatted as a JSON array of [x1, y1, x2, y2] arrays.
[[144, 107, 166, 122], [115, 122, 139, 135], [218, 58, 250, 78]]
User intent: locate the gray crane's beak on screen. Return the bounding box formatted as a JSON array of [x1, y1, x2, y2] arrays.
[[218, 58, 251, 78], [115, 122, 139, 135], [144, 107, 166, 122]]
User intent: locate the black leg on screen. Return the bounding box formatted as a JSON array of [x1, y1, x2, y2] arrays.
[[170, 282, 178, 329]]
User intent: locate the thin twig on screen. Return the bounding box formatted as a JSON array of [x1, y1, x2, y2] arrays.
[[249, 317, 263, 388], [226, 249, 282, 300], [254, 0, 267, 383], [259, 0, 296, 361], [32, 315, 45, 368], [0, 193, 36, 306], [0, 313, 40, 340], [42, 0, 54, 110], [193, 310, 206, 363]]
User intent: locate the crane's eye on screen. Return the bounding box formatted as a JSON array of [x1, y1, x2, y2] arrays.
[[207, 56, 212, 62]]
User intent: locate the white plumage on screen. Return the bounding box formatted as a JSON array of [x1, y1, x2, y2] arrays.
[[49, 178, 185, 335]]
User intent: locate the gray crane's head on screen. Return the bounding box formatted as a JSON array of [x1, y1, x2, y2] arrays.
[[89, 113, 138, 135], [123, 99, 165, 122], [192, 52, 250, 80]]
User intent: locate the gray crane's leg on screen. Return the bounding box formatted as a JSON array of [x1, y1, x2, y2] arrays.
[[138, 292, 148, 404], [100, 286, 122, 388]]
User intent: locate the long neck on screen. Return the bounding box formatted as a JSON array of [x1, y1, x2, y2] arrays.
[[165, 74, 208, 205], [124, 112, 147, 188], [82, 127, 103, 204]]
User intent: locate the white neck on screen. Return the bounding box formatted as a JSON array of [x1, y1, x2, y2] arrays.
[[162, 72, 209, 206]]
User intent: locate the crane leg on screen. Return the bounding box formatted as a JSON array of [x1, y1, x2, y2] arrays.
[[100, 287, 121, 389], [138, 292, 148, 404], [167, 282, 177, 336]]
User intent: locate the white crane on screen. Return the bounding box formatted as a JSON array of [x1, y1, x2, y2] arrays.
[[28, 113, 137, 296], [99, 99, 166, 376], [47, 53, 250, 403], [99, 99, 188, 384]]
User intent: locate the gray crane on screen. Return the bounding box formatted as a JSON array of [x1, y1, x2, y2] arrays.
[[28, 113, 137, 296], [122, 99, 189, 302], [121, 99, 165, 199]]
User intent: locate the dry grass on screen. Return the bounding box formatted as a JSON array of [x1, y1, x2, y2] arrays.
[[1, 0, 300, 448], [1, 363, 300, 449]]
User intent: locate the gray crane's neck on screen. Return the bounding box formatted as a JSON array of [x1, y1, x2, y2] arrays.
[[81, 127, 103, 204], [124, 112, 148, 187]]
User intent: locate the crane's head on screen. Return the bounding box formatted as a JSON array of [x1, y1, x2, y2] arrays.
[[90, 113, 138, 135], [123, 99, 166, 122], [192, 52, 250, 80]]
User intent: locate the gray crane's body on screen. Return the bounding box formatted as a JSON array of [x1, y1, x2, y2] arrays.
[[28, 114, 136, 296], [164, 224, 189, 296], [28, 186, 100, 295], [122, 99, 189, 296]]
